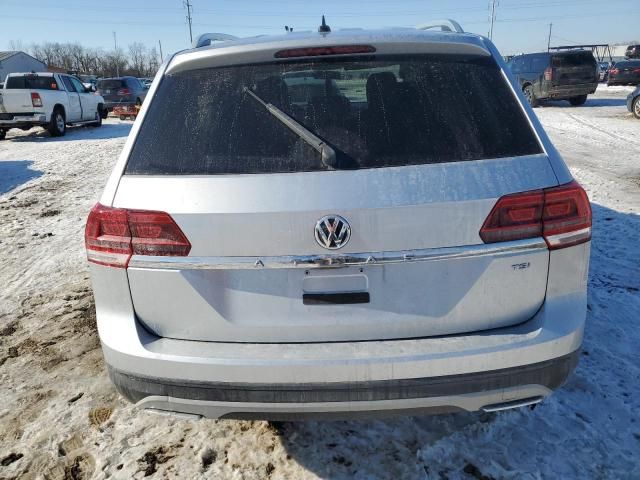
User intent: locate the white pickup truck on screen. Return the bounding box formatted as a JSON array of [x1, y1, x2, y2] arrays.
[[0, 72, 107, 140]]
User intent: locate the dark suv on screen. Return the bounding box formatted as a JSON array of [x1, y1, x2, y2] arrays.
[[96, 76, 148, 112], [507, 50, 598, 107]]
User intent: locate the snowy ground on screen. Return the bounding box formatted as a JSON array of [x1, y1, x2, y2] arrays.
[[0, 85, 639, 479]]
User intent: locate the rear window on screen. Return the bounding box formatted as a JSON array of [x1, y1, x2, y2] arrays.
[[551, 52, 595, 67], [97, 79, 125, 90], [615, 60, 640, 68], [5, 75, 59, 90], [126, 54, 542, 175]]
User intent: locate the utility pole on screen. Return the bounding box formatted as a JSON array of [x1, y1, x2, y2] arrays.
[[547, 23, 553, 52], [184, 0, 193, 44], [488, 0, 498, 40], [113, 31, 119, 77], [158, 40, 164, 62]]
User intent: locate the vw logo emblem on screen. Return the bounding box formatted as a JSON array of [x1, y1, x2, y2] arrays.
[[315, 215, 351, 250]]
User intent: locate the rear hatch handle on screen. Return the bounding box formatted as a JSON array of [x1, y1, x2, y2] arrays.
[[243, 86, 337, 168]]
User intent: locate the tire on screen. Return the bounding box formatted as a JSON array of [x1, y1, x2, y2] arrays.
[[523, 85, 539, 107], [633, 97, 640, 119], [0, 129, 6, 141], [99, 104, 108, 120], [569, 95, 587, 106], [92, 110, 103, 127], [135, 98, 142, 107], [47, 108, 66, 137], [119, 115, 127, 121]]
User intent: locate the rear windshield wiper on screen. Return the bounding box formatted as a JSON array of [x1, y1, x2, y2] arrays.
[[243, 87, 337, 169]]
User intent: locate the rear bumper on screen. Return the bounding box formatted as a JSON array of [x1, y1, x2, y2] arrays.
[[608, 76, 640, 85], [104, 100, 136, 111], [109, 351, 579, 419], [93, 242, 589, 419], [545, 83, 597, 99], [0, 113, 47, 129]]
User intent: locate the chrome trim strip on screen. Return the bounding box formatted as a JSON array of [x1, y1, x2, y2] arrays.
[[128, 239, 547, 271]]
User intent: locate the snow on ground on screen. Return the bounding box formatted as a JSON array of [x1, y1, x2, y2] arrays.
[[0, 86, 639, 480]]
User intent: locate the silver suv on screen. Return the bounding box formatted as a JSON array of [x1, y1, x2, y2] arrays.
[[85, 20, 591, 420]]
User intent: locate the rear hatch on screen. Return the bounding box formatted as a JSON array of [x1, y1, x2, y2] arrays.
[[551, 51, 597, 86], [97, 79, 131, 103], [112, 50, 556, 343], [0, 74, 57, 115]]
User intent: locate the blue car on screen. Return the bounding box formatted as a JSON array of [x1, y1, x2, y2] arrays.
[[627, 85, 640, 119]]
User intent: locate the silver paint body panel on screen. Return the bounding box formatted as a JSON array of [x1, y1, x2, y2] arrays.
[[90, 27, 589, 415]]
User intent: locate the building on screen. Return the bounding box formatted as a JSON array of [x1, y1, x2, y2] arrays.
[[0, 51, 47, 83]]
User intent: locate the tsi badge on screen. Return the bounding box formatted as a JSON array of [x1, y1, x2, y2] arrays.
[[511, 262, 530, 271], [315, 215, 351, 250]]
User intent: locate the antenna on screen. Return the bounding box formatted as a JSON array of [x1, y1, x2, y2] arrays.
[[488, 0, 499, 40], [184, 0, 194, 44], [318, 15, 331, 33]]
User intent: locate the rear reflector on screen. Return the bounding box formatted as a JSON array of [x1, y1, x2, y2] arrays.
[[85, 203, 190, 268], [31, 92, 43, 107], [480, 180, 591, 250], [274, 45, 376, 58]]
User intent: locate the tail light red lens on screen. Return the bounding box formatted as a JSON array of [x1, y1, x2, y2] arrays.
[[542, 182, 592, 249], [31, 92, 43, 107], [610, 68, 619, 75], [274, 45, 376, 58], [85, 203, 191, 268], [480, 181, 591, 250], [116, 88, 131, 96], [544, 67, 553, 81]]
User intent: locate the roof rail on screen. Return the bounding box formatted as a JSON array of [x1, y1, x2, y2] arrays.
[[416, 19, 464, 34], [193, 33, 239, 48]]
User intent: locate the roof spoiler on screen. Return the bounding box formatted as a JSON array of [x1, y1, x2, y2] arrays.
[[416, 19, 464, 33], [193, 33, 239, 48]]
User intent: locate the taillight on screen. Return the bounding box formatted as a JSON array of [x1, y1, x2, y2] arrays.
[[85, 203, 191, 268], [116, 88, 131, 96], [544, 67, 553, 81], [479, 191, 544, 243], [274, 45, 376, 58], [633, 68, 640, 74], [31, 92, 43, 107], [542, 182, 592, 249], [610, 68, 619, 75], [480, 181, 591, 250]]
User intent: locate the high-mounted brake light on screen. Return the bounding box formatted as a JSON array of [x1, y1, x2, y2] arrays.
[[31, 92, 43, 107], [85, 203, 191, 268], [274, 45, 376, 58], [544, 67, 553, 81], [480, 181, 591, 250]]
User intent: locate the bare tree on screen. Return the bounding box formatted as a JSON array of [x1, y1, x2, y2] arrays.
[[26, 41, 161, 77], [8, 39, 25, 51], [145, 47, 160, 77], [128, 42, 147, 77]]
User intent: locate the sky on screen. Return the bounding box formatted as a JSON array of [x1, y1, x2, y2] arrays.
[[1, 0, 638, 58]]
